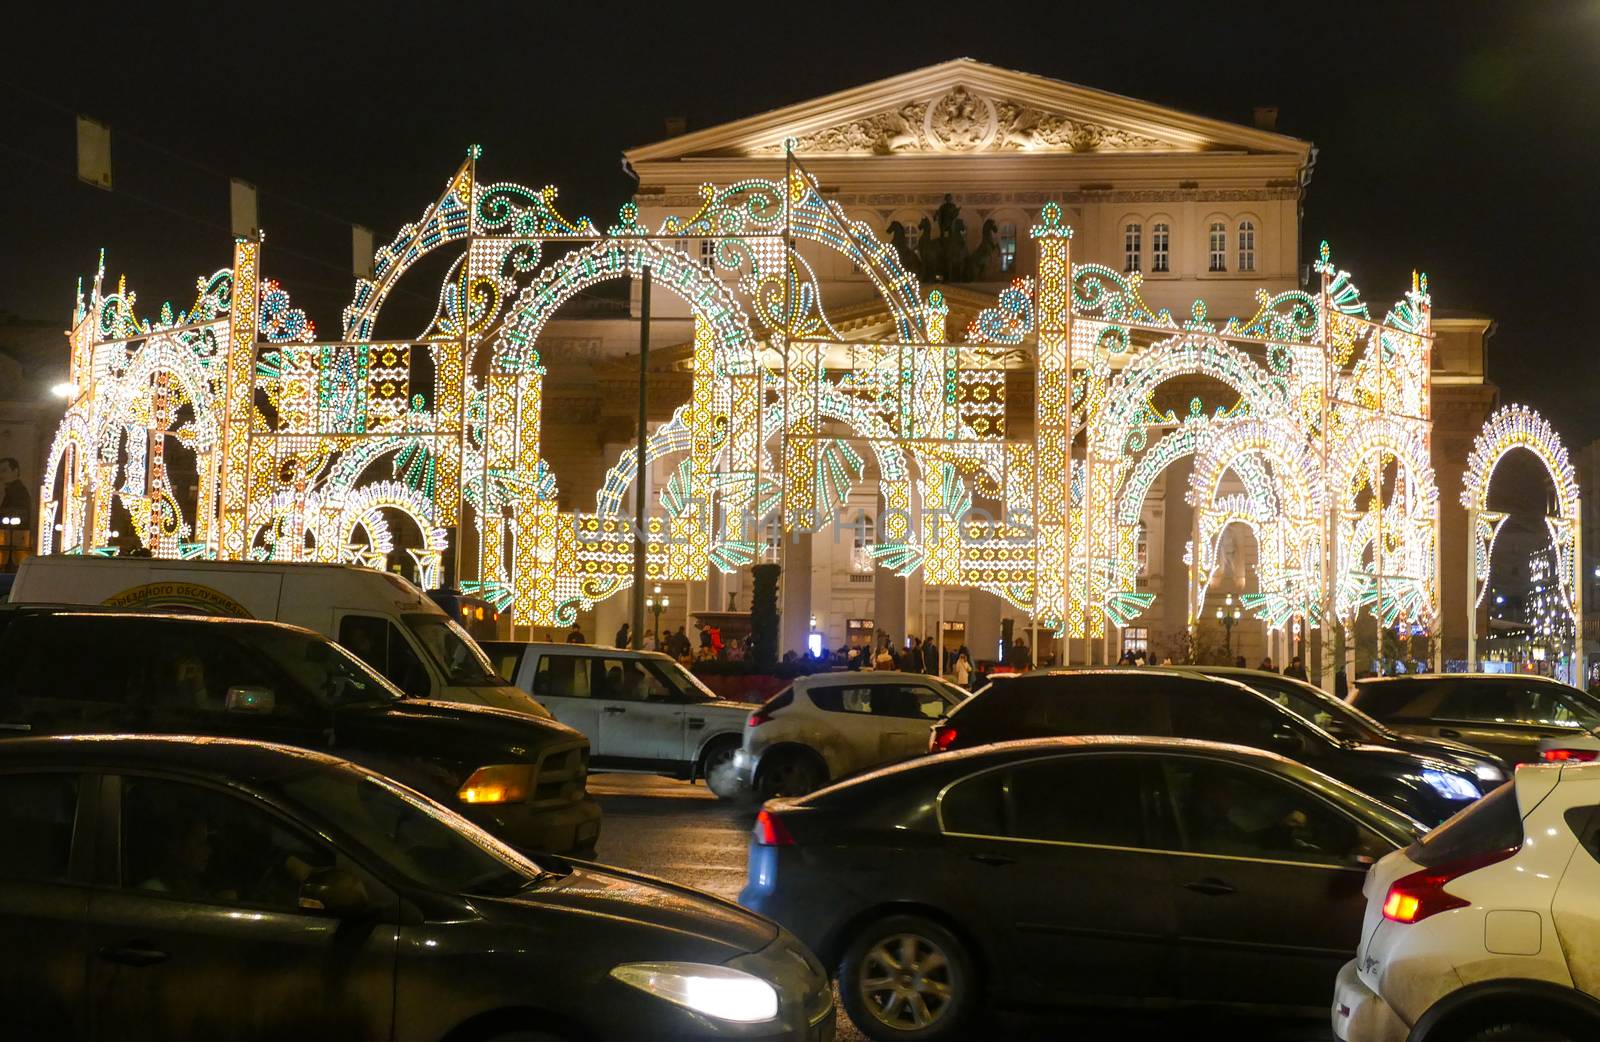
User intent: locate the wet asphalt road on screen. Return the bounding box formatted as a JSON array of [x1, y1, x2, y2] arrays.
[[589, 774, 1330, 1042]]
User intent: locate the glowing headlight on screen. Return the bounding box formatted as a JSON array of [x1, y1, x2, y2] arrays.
[[1475, 763, 1506, 785], [457, 764, 533, 804], [1422, 769, 1481, 801], [610, 962, 779, 1024]]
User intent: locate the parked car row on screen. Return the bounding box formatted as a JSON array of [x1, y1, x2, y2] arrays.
[[736, 664, 1600, 1041]]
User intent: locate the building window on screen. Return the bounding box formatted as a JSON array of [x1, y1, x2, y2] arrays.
[[1123, 222, 1142, 273], [1208, 222, 1227, 272], [1151, 223, 1170, 273], [1237, 221, 1256, 272], [699, 238, 716, 268], [763, 516, 782, 562], [1123, 627, 1149, 657], [1136, 522, 1149, 578], [850, 513, 875, 573], [998, 223, 1017, 273], [904, 220, 921, 251]]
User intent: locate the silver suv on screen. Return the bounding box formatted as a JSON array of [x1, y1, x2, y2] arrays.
[[735, 671, 969, 798], [485, 642, 757, 798]]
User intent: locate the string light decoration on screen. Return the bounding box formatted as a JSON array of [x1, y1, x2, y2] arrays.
[[1460, 404, 1582, 671], [43, 148, 1566, 666]]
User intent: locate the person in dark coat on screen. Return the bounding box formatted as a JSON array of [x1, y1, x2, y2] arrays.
[[922, 636, 939, 675]]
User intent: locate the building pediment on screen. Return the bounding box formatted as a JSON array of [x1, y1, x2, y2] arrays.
[[626, 59, 1310, 163]]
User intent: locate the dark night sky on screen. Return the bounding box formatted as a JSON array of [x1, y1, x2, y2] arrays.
[[3, 0, 1598, 450]]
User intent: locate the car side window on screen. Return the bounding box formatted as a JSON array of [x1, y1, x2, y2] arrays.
[[532, 655, 590, 698], [1019, 676, 1165, 735], [338, 614, 430, 696], [807, 686, 865, 714], [868, 685, 949, 720], [1162, 758, 1385, 866], [1005, 757, 1147, 847], [139, 624, 314, 724], [119, 776, 335, 912], [595, 658, 670, 703], [0, 616, 134, 730], [0, 773, 79, 883], [1167, 684, 1288, 747], [486, 646, 523, 685]]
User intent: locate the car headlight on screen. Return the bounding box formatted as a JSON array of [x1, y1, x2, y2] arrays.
[[1422, 769, 1480, 801], [457, 764, 533, 804], [610, 962, 779, 1024], [1474, 763, 1505, 785]]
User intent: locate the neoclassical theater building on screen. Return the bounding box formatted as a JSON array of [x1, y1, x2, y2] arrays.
[[533, 60, 1496, 664]]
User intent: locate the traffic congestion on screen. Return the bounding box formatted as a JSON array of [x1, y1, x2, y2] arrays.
[[3, 556, 1598, 1042]]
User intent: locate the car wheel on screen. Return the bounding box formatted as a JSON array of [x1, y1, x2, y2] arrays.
[[839, 914, 977, 1042], [701, 739, 743, 800], [755, 749, 826, 799], [1463, 1025, 1575, 1042]]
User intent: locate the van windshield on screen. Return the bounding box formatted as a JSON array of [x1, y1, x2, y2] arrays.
[[405, 614, 504, 686]]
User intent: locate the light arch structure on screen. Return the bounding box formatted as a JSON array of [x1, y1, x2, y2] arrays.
[[1460, 404, 1581, 674], [46, 147, 1553, 681]]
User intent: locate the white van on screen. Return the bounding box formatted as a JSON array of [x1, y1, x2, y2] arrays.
[[9, 556, 548, 718]]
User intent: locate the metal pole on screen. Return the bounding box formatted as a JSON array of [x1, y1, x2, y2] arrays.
[[1465, 506, 1477, 671], [631, 268, 651, 651]]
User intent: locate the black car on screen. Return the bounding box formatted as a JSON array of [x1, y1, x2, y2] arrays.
[[1351, 671, 1600, 766], [0, 608, 601, 856], [0, 735, 834, 1042], [934, 668, 1485, 825], [1191, 666, 1510, 786], [741, 736, 1424, 1041]]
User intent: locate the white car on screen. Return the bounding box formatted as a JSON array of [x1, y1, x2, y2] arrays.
[[1333, 761, 1600, 1042], [733, 671, 969, 798], [486, 641, 757, 798]]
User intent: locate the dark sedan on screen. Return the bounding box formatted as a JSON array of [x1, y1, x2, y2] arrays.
[[741, 736, 1424, 1041], [932, 668, 1487, 825], [1350, 672, 1600, 766], [0, 735, 834, 1042], [1190, 666, 1510, 786]]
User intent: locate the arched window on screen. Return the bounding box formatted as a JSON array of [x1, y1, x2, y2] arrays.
[[1208, 221, 1228, 272], [1151, 222, 1170, 273], [998, 223, 1017, 273], [1123, 222, 1142, 273], [1237, 220, 1256, 272], [850, 513, 875, 573]]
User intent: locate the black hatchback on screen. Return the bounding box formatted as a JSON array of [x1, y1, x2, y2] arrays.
[[934, 668, 1486, 825], [0, 735, 834, 1042], [741, 736, 1424, 1041]]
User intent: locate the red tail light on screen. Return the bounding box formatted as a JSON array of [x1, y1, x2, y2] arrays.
[[755, 809, 795, 846], [748, 706, 773, 728], [930, 724, 959, 753], [1541, 748, 1599, 763], [1381, 845, 1519, 924]]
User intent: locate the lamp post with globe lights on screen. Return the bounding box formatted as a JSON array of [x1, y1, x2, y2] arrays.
[[644, 583, 669, 649], [1216, 593, 1242, 659]]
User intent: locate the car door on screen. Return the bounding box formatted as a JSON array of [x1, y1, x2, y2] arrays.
[[88, 773, 397, 1042], [939, 753, 1178, 1006], [1157, 756, 1389, 1010], [525, 652, 602, 748], [592, 656, 688, 767], [0, 769, 93, 1039], [805, 683, 895, 772]]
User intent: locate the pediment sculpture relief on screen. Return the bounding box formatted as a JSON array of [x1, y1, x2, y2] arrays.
[[751, 85, 1166, 155]]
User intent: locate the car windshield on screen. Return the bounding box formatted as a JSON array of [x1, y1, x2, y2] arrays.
[[280, 765, 542, 896], [245, 627, 403, 708], [404, 613, 503, 686], [1239, 675, 1391, 742]]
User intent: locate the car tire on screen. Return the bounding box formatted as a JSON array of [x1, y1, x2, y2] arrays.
[[701, 738, 743, 800], [755, 748, 827, 799], [1463, 1025, 1575, 1042], [839, 914, 977, 1042]]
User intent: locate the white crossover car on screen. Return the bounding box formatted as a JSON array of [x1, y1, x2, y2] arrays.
[[485, 641, 758, 798], [733, 671, 969, 798], [1333, 761, 1600, 1042]]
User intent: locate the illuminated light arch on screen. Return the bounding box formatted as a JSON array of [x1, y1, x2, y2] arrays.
[[1460, 404, 1582, 671], [39, 411, 94, 555]]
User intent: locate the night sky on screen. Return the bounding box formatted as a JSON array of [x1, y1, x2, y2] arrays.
[[3, 0, 1597, 453]]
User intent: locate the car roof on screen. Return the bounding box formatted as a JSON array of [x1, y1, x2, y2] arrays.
[[1357, 673, 1574, 685], [485, 641, 679, 664], [793, 670, 951, 687], [0, 607, 324, 639], [0, 734, 347, 779]]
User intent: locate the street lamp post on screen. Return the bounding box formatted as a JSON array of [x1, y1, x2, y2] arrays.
[[1216, 593, 1242, 659], [644, 583, 668, 649]]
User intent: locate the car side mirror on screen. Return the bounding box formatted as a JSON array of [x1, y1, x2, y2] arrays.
[[298, 866, 375, 918], [225, 686, 276, 714]]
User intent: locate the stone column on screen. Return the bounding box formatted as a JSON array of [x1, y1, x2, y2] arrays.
[[781, 530, 814, 658]]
